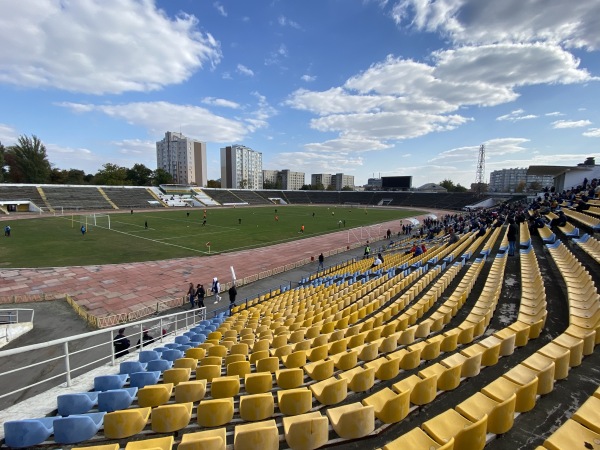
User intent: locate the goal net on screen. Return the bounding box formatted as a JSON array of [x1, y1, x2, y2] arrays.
[[79, 213, 111, 230]]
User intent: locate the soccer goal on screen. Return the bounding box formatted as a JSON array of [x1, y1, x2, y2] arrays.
[[79, 213, 111, 229]]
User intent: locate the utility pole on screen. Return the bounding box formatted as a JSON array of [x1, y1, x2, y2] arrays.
[[475, 144, 485, 196]]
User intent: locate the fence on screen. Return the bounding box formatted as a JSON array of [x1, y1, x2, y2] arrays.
[[0, 307, 206, 410]]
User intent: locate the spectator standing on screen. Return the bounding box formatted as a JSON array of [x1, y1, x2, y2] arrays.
[[137, 329, 154, 348], [196, 284, 205, 308], [318, 253, 324, 271], [212, 277, 221, 304], [507, 218, 518, 256], [363, 242, 371, 259], [228, 283, 237, 311], [113, 328, 130, 357], [187, 282, 196, 309], [4, 225, 10, 237]]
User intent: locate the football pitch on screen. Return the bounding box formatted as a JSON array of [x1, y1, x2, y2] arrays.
[[0, 205, 422, 268]]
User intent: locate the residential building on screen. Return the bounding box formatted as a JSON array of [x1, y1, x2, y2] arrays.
[[263, 169, 305, 190], [489, 168, 555, 192], [220, 145, 263, 189], [156, 131, 207, 186], [365, 178, 382, 190], [332, 173, 354, 190], [311, 173, 332, 189]]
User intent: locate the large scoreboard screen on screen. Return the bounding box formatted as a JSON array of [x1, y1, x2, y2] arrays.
[[381, 176, 412, 189]]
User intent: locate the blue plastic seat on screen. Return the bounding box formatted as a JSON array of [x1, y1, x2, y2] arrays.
[[94, 374, 128, 392], [164, 343, 180, 349], [175, 336, 191, 345], [119, 361, 147, 375], [162, 349, 184, 362], [154, 347, 169, 354], [130, 371, 161, 389], [98, 387, 138, 412], [53, 412, 105, 444], [146, 359, 173, 372], [4, 417, 56, 448], [191, 326, 205, 333], [205, 325, 217, 332], [183, 332, 196, 338], [200, 320, 211, 327], [139, 350, 160, 363], [177, 345, 192, 352], [57, 391, 99, 416], [190, 334, 206, 343]]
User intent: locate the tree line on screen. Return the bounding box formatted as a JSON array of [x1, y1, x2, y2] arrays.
[[0, 135, 174, 186]]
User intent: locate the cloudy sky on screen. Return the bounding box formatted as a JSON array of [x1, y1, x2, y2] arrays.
[[1, 0, 599, 187]]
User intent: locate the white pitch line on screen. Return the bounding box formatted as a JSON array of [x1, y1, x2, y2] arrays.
[[155, 229, 231, 241]]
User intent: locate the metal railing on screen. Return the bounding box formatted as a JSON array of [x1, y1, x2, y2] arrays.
[[0, 307, 207, 410], [0, 308, 34, 325]]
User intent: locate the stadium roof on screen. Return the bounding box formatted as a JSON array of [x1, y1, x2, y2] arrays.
[[526, 165, 572, 176]]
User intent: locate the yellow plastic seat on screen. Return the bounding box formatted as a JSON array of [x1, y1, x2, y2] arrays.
[[330, 350, 358, 371], [249, 350, 270, 365], [196, 364, 221, 382], [440, 329, 460, 352], [137, 383, 173, 408], [543, 419, 600, 450], [508, 322, 531, 347], [552, 334, 584, 367], [151, 401, 193, 432], [276, 368, 305, 389], [234, 419, 279, 450], [326, 402, 375, 439], [304, 359, 334, 381], [419, 362, 461, 392], [505, 362, 554, 396], [211, 375, 241, 398], [482, 376, 538, 413], [338, 366, 375, 392], [293, 340, 311, 352], [382, 427, 454, 450], [399, 347, 422, 370], [365, 356, 400, 381], [185, 347, 206, 360], [423, 410, 487, 450], [256, 356, 279, 373], [572, 394, 600, 434], [200, 356, 223, 367], [197, 397, 234, 427], [125, 436, 174, 450], [104, 407, 151, 439], [362, 387, 410, 423], [73, 446, 119, 450], [456, 392, 516, 435], [393, 374, 437, 406], [328, 338, 348, 355], [231, 343, 249, 356], [462, 342, 500, 367], [207, 331, 222, 341], [282, 350, 307, 369], [441, 352, 481, 378], [175, 379, 207, 403], [283, 412, 329, 450], [163, 367, 191, 386], [174, 357, 198, 370], [225, 354, 247, 366], [244, 372, 273, 394], [307, 344, 329, 362], [480, 333, 515, 357], [357, 342, 379, 362], [271, 334, 289, 348], [179, 427, 226, 450], [277, 387, 313, 416], [227, 360, 251, 377], [239, 393, 275, 421], [310, 376, 348, 405]]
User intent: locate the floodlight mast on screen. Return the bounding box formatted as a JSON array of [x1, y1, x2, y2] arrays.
[[475, 144, 485, 196]]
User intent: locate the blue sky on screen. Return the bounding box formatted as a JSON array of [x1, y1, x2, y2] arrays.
[[1, 0, 599, 188]]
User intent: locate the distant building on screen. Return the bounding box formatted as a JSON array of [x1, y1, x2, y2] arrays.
[[311, 173, 354, 190], [416, 183, 447, 193], [489, 168, 554, 192], [262, 169, 305, 190], [220, 145, 263, 189], [156, 131, 207, 186], [365, 178, 382, 190]]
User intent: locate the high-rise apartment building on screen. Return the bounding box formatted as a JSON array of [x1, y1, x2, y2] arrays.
[[156, 131, 207, 186], [311, 173, 354, 190], [489, 168, 554, 192], [220, 145, 263, 189], [262, 169, 305, 190]]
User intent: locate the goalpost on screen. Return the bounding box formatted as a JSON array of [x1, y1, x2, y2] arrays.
[[77, 213, 111, 230]]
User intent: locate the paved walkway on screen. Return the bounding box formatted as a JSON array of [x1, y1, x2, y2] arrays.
[[0, 210, 449, 319]]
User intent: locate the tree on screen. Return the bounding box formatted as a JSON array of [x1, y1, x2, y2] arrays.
[[238, 179, 249, 189], [93, 163, 130, 185], [153, 168, 173, 186], [515, 181, 526, 193], [528, 181, 541, 192], [470, 182, 488, 194], [126, 163, 153, 186], [454, 183, 468, 193], [263, 179, 281, 189], [206, 179, 220, 188], [341, 185, 354, 191], [439, 179, 456, 191], [326, 184, 336, 191], [6, 135, 51, 183]]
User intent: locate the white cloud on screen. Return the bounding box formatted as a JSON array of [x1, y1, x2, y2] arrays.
[[201, 97, 241, 109], [301, 75, 317, 82], [0, 0, 221, 94], [545, 111, 563, 117], [222, 72, 233, 80], [271, 151, 363, 174], [304, 137, 392, 153], [213, 2, 227, 17], [0, 123, 18, 145], [237, 64, 255, 77], [112, 139, 156, 156], [45, 143, 102, 172], [59, 101, 248, 142], [390, 0, 600, 50], [277, 15, 301, 29], [552, 119, 592, 128], [583, 128, 600, 137], [496, 109, 538, 122], [265, 44, 289, 66], [429, 138, 530, 163], [245, 92, 277, 132]]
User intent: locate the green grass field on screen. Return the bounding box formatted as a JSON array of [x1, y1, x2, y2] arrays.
[[0, 205, 421, 268]]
